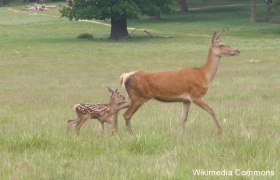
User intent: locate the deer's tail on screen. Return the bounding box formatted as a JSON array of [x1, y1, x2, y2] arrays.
[[120, 71, 137, 88], [72, 104, 80, 112]]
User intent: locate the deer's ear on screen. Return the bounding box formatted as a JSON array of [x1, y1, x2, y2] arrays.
[[211, 31, 221, 44], [115, 88, 118, 92], [211, 31, 217, 43], [216, 31, 221, 40], [107, 87, 114, 93]]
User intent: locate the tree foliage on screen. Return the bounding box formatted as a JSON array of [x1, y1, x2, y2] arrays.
[[65, 0, 140, 21], [272, 0, 280, 11], [0, 0, 62, 6], [61, 0, 172, 20], [61, 0, 172, 39], [136, 0, 173, 17]]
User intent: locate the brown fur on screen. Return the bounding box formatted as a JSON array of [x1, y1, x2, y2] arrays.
[[120, 32, 240, 134], [67, 87, 130, 135]]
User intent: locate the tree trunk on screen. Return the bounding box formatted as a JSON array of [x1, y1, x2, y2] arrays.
[[152, 15, 161, 21], [250, 0, 256, 23], [266, 1, 273, 22], [176, 0, 188, 13], [110, 17, 129, 40]]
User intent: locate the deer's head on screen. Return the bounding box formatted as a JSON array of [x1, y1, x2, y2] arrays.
[[211, 31, 240, 57], [107, 87, 126, 106]]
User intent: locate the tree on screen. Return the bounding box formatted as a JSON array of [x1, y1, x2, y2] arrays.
[[176, 0, 188, 13], [265, 0, 273, 21], [250, 0, 280, 23], [273, 0, 280, 10], [250, 0, 256, 23], [61, 0, 172, 40]]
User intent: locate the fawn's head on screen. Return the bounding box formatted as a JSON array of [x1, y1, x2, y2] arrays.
[[211, 31, 240, 57], [107, 87, 126, 106]]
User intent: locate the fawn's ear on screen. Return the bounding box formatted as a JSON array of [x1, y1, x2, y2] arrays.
[[114, 88, 118, 92], [107, 87, 114, 93]]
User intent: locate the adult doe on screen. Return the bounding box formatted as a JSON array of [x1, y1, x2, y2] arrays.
[[67, 87, 130, 135], [120, 32, 240, 134]]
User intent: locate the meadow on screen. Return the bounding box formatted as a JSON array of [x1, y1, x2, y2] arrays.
[[0, 1, 279, 179]]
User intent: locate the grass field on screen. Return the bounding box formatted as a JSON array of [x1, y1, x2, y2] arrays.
[[0, 1, 279, 179]]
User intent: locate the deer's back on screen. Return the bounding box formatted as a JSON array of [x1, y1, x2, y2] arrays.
[[75, 103, 110, 118]]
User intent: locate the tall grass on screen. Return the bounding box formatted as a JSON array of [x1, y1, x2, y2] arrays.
[[0, 2, 279, 179]]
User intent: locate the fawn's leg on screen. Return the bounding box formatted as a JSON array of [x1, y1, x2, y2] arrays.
[[99, 121, 105, 135], [112, 115, 118, 134], [75, 115, 90, 136], [67, 118, 79, 134]]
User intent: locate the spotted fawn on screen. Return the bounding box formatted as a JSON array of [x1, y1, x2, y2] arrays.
[[67, 87, 130, 135]]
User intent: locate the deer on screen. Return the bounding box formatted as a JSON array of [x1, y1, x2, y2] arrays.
[[120, 32, 240, 135], [67, 87, 130, 135]]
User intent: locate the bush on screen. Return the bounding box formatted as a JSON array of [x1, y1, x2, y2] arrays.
[[0, 0, 34, 5], [0, 0, 62, 6], [77, 33, 94, 40]]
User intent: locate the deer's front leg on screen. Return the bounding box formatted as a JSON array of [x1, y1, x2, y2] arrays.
[[104, 115, 118, 135], [182, 101, 191, 129], [99, 121, 105, 135], [193, 98, 222, 135], [112, 115, 118, 134]]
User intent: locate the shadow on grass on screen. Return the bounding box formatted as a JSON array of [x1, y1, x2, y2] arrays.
[[20, 35, 174, 45]]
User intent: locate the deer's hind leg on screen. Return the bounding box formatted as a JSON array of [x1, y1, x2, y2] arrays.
[[124, 97, 147, 134], [67, 118, 79, 134], [75, 114, 90, 136]]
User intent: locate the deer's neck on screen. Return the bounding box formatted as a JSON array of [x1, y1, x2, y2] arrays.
[[202, 48, 221, 82], [107, 102, 114, 111], [108, 101, 118, 112]]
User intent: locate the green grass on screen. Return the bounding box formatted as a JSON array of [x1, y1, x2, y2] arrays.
[[0, 2, 279, 179]]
